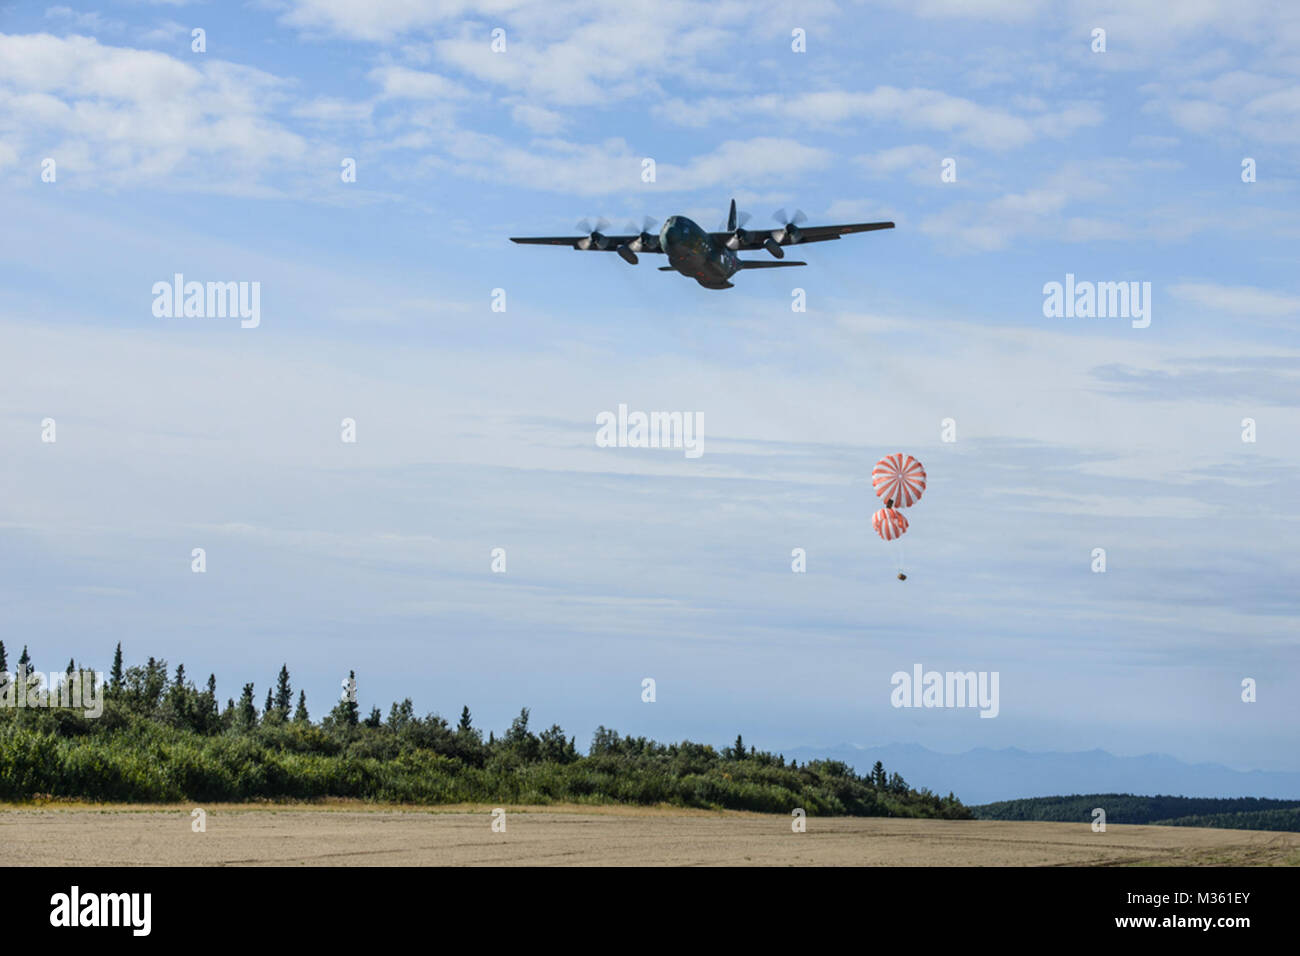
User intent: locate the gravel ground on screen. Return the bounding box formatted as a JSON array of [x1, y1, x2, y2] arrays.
[[3, 803, 1297, 866]]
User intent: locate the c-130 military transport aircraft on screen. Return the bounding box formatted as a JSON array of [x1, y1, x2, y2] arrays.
[[511, 199, 894, 289]]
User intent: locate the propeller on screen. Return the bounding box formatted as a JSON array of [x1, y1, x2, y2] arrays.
[[624, 215, 660, 253], [771, 208, 807, 246], [721, 199, 753, 250], [576, 217, 611, 250]]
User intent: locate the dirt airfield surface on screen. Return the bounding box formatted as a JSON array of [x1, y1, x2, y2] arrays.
[[2, 802, 1296, 867]]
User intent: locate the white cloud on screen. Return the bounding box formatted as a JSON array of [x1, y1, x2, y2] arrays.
[[857, 144, 942, 180], [138, 21, 189, 44], [1163, 98, 1233, 134], [917, 158, 1202, 251], [44, 6, 121, 34], [368, 65, 469, 100], [877, 0, 1046, 20], [1244, 85, 1300, 125], [657, 88, 1102, 150], [920, 187, 1068, 251], [823, 198, 897, 222], [672, 138, 832, 189], [0, 32, 308, 187], [280, 0, 524, 43], [428, 133, 831, 197], [510, 103, 565, 134], [280, 1, 831, 109], [1170, 283, 1300, 319], [1130, 134, 1180, 149], [292, 97, 375, 124]]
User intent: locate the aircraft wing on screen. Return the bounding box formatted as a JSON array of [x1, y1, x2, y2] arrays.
[[510, 234, 652, 250], [797, 221, 895, 242], [709, 220, 895, 250]]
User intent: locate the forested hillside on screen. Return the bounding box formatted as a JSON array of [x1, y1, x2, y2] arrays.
[[973, 793, 1300, 831], [0, 642, 970, 818]]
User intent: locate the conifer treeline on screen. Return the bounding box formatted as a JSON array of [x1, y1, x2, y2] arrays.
[[973, 793, 1300, 831], [0, 642, 971, 818]]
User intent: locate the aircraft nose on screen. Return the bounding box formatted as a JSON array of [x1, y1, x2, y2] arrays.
[[660, 216, 679, 247]]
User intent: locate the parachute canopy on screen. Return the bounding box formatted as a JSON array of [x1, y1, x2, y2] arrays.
[[872, 507, 908, 541], [871, 453, 926, 508]]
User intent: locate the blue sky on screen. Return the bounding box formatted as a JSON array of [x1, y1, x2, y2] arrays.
[[1, 1, 1297, 777]]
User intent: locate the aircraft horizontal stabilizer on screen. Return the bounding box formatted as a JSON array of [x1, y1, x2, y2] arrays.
[[737, 260, 807, 269]]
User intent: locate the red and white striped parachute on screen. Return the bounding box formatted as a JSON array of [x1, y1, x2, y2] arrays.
[[872, 507, 909, 541], [871, 454, 927, 508]]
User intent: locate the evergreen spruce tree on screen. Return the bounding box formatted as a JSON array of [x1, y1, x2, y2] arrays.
[[364, 706, 382, 728], [237, 683, 257, 729], [109, 642, 124, 691], [143, 657, 168, 710], [293, 689, 309, 723], [387, 698, 414, 730], [504, 708, 539, 761], [458, 705, 472, 732], [18, 645, 31, 676], [168, 664, 190, 722], [274, 665, 292, 719], [263, 687, 275, 721]]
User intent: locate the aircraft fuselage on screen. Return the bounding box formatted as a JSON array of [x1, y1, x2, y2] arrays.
[[660, 216, 739, 289]]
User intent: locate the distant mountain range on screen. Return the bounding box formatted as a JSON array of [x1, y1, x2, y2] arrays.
[[783, 743, 1300, 806]]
